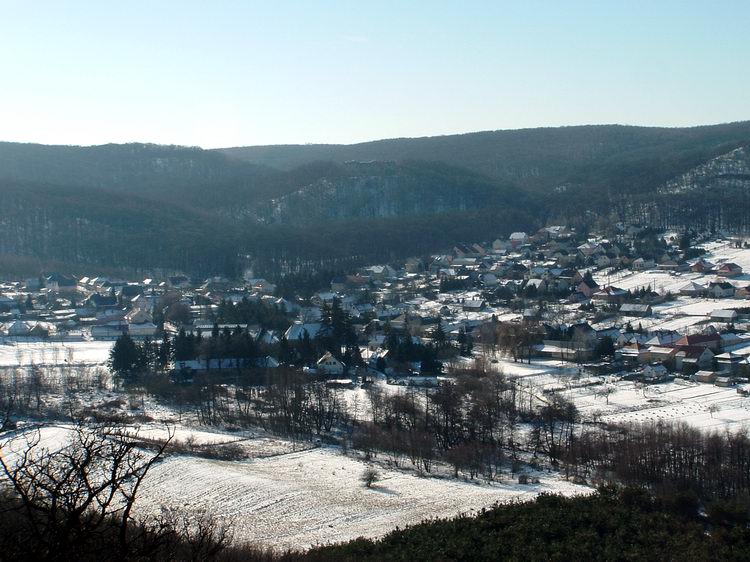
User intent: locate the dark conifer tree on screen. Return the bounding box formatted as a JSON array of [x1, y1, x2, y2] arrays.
[[109, 334, 139, 379]]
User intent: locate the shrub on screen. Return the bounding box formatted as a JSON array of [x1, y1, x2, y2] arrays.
[[361, 467, 380, 488]]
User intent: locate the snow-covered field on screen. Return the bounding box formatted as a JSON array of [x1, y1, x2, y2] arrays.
[[2, 424, 590, 551], [0, 341, 113, 367], [486, 357, 750, 431], [568, 379, 750, 430], [141, 447, 588, 550]]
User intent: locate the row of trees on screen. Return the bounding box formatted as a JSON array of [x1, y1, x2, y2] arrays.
[[109, 325, 268, 379], [568, 420, 750, 499], [215, 297, 290, 331], [477, 321, 544, 363], [142, 368, 349, 434]]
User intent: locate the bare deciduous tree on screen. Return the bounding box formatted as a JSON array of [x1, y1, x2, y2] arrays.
[[0, 423, 173, 559], [595, 385, 616, 405]]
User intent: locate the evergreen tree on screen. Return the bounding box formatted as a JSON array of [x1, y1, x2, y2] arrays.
[[431, 320, 447, 347], [595, 335, 615, 358], [136, 337, 158, 372], [300, 329, 315, 364], [278, 334, 294, 364], [173, 327, 192, 361], [109, 334, 139, 379], [457, 328, 467, 355], [375, 356, 387, 372], [465, 332, 474, 356], [158, 334, 172, 369], [420, 345, 442, 374]]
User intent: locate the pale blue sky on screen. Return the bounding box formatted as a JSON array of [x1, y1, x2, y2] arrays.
[[0, 1, 747, 148]]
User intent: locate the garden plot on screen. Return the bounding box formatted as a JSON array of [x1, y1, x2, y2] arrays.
[[604, 270, 703, 294], [0, 423, 75, 464], [482, 356, 580, 379], [642, 315, 709, 332], [561, 379, 750, 431], [656, 298, 750, 318], [704, 241, 750, 274]]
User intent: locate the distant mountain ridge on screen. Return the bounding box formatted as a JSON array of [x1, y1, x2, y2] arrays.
[[0, 122, 749, 276], [218, 122, 750, 188]]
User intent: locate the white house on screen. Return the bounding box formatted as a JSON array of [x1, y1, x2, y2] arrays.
[[91, 323, 127, 340], [128, 322, 158, 339], [316, 352, 345, 376], [643, 363, 669, 382], [632, 258, 656, 271], [125, 308, 153, 324], [708, 282, 735, 299], [509, 232, 529, 248], [679, 281, 706, 297], [711, 309, 738, 323]]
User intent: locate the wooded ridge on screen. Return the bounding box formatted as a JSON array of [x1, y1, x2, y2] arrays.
[[0, 122, 749, 276]]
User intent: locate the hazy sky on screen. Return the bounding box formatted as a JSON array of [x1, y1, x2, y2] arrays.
[[1, 1, 747, 148]]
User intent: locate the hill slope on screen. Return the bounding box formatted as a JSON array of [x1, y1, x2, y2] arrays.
[[1, 122, 749, 276], [0, 179, 238, 276], [219, 122, 750, 192]]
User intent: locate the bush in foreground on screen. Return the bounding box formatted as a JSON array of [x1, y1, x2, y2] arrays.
[[298, 487, 750, 561]]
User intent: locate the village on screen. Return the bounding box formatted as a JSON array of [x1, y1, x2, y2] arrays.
[[1, 223, 750, 426]]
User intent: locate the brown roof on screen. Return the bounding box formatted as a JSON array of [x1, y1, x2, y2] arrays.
[[675, 345, 714, 358], [676, 334, 721, 346]]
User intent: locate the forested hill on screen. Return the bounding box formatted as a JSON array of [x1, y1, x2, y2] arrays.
[[0, 142, 279, 209], [219, 122, 750, 190], [0, 122, 749, 277], [0, 149, 534, 276]]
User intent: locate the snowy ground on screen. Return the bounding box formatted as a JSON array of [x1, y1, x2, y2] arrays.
[[567, 379, 750, 430], [140, 447, 589, 550], [135, 425, 310, 458], [484, 356, 750, 431], [0, 340, 113, 367], [1, 423, 590, 551]]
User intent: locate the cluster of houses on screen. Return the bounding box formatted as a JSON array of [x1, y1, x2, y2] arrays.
[[0, 272, 284, 344], [299, 225, 750, 386], [616, 331, 747, 385]]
